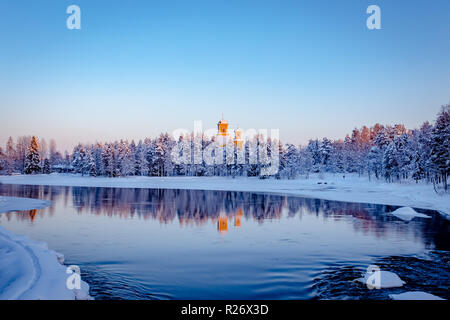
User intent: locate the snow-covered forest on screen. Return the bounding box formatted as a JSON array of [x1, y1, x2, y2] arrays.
[[0, 104, 448, 191]]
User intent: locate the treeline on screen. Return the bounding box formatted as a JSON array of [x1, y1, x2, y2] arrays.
[[0, 104, 448, 191]]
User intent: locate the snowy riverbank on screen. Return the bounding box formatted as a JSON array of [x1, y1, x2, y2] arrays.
[[0, 173, 449, 218], [0, 197, 91, 300], [0, 196, 51, 213]]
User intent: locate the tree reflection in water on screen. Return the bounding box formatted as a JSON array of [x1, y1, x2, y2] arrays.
[[0, 184, 447, 250]]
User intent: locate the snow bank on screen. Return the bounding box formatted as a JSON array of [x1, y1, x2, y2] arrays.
[[0, 226, 92, 300], [0, 173, 449, 217], [389, 291, 445, 300], [356, 270, 405, 289], [0, 196, 51, 213], [0, 196, 92, 300], [388, 207, 431, 222]]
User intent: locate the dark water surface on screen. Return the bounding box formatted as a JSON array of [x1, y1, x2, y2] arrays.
[[0, 184, 448, 300]]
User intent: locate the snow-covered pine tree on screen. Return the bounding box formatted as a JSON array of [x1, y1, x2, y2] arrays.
[[0, 147, 6, 173], [368, 128, 390, 179], [246, 135, 260, 177], [274, 141, 286, 179], [368, 146, 382, 179], [306, 139, 321, 173], [93, 143, 103, 176], [86, 148, 97, 176], [430, 104, 450, 191], [5, 136, 15, 175], [410, 148, 423, 182], [153, 137, 165, 177], [43, 158, 51, 174], [193, 133, 206, 176], [129, 140, 137, 175], [71, 144, 88, 175], [162, 133, 175, 176], [417, 121, 433, 181], [112, 141, 121, 177], [24, 136, 42, 174], [298, 145, 313, 178], [101, 143, 115, 177], [16, 136, 31, 173], [135, 140, 149, 176], [330, 140, 345, 174], [319, 137, 332, 172], [144, 138, 155, 176], [283, 144, 300, 179], [118, 140, 134, 176], [396, 133, 413, 180]]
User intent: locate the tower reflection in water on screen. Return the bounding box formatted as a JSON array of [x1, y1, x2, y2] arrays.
[[217, 209, 244, 235]]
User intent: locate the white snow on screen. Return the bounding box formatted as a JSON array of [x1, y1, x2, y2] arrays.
[[388, 207, 431, 222], [356, 270, 406, 289], [0, 197, 92, 300], [389, 291, 445, 300], [0, 196, 51, 213], [0, 173, 448, 218]]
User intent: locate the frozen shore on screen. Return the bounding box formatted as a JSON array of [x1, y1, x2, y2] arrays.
[[0, 196, 92, 300], [0, 196, 51, 213], [0, 173, 449, 217]]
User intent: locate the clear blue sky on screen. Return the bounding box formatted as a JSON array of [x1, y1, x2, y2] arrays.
[[1, 0, 449, 152]]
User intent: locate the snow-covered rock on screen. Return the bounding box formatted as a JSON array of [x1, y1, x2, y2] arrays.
[[0, 226, 92, 300], [356, 269, 406, 289], [0, 196, 51, 213], [388, 207, 431, 222], [389, 291, 445, 300]]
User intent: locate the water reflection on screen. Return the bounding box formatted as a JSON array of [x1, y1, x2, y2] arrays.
[[0, 184, 449, 300], [0, 184, 447, 251]]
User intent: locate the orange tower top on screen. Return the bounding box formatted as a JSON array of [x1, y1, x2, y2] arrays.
[[217, 113, 229, 137]]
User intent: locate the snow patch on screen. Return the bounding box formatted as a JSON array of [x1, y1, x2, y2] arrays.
[[0, 196, 51, 213], [389, 291, 445, 300], [0, 196, 92, 300], [388, 207, 431, 222], [356, 270, 406, 289], [0, 226, 92, 300]]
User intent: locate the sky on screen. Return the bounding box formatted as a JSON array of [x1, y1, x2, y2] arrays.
[[1, 0, 449, 152]]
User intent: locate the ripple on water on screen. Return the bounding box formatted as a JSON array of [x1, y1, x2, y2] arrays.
[[312, 251, 450, 300]]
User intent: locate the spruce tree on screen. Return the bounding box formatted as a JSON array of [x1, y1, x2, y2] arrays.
[[6, 136, 15, 174], [430, 104, 450, 191], [25, 136, 42, 174], [43, 158, 51, 174]]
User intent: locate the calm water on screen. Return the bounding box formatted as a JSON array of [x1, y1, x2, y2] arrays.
[[0, 184, 448, 300]]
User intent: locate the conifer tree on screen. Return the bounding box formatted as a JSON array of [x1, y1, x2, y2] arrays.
[[25, 136, 42, 174], [5, 136, 15, 175], [43, 158, 51, 174], [430, 104, 450, 191]]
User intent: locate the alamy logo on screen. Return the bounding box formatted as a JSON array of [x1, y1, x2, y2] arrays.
[[65, 5, 380, 31], [364, 265, 381, 289], [66, 5, 81, 30], [66, 265, 81, 290], [366, 5, 381, 30]]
